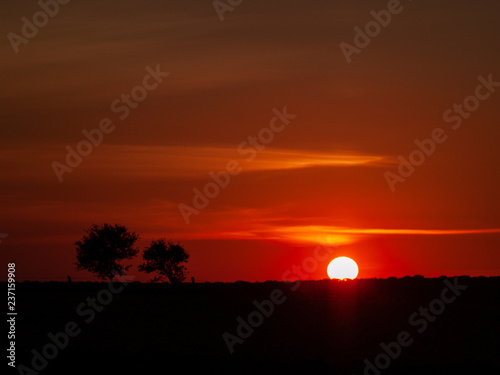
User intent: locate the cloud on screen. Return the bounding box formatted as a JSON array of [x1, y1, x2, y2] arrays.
[[185, 225, 500, 245], [63, 144, 391, 179]]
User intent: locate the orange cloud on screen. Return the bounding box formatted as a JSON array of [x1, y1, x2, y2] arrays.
[[70, 145, 390, 178], [182, 225, 500, 246]]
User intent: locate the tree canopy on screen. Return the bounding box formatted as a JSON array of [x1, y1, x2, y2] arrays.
[[139, 239, 190, 283], [75, 223, 139, 280]]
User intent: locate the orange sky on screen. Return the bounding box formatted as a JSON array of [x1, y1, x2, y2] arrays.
[[1, 0, 500, 282]]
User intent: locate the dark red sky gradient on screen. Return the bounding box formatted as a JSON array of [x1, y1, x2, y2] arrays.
[[1, 0, 500, 282]]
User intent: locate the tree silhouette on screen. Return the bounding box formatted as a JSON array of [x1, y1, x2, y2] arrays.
[[75, 224, 139, 280], [139, 239, 189, 283]]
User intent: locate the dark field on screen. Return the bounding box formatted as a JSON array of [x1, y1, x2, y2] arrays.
[[6, 277, 500, 375]]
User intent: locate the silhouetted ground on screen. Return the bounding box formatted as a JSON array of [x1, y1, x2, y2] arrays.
[[5, 277, 500, 374]]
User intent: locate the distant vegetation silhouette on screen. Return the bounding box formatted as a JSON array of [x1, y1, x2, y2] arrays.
[[75, 224, 139, 280], [139, 239, 190, 283], [75, 224, 189, 283]]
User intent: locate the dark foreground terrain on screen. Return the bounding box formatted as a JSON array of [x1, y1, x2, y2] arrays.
[[5, 277, 500, 375]]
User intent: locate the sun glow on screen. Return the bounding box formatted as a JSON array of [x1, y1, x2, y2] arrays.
[[327, 257, 359, 280]]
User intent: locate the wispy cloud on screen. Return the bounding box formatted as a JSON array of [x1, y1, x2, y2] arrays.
[[72, 145, 390, 178], [183, 225, 500, 245]]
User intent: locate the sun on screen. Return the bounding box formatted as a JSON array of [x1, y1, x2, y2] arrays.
[[327, 257, 359, 280]]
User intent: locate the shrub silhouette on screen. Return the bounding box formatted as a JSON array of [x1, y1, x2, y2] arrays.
[[75, 224, 139, 280], [139, 239, 189, 283]]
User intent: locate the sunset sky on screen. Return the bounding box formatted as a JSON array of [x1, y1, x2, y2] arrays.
[[1, 0, 499, 282]]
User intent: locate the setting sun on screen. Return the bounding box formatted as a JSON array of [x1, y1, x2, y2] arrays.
[[327, 257, 359, 280]]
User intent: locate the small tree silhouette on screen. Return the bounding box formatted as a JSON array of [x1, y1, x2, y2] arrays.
[[139, 239, 189, 283], [75, 224, 139, 280]]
